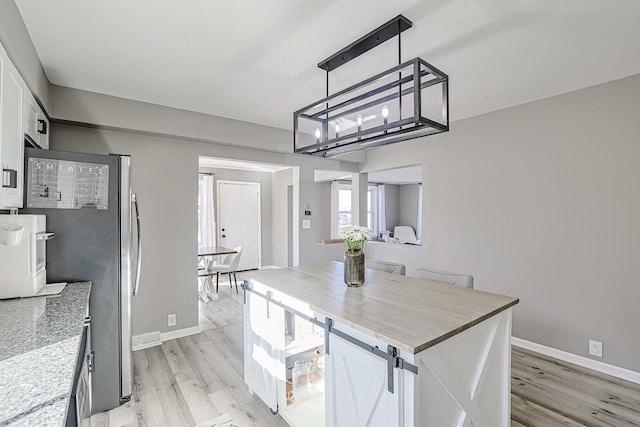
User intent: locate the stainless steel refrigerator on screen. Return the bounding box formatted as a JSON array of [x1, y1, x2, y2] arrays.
[[22, 147, 141, 413]]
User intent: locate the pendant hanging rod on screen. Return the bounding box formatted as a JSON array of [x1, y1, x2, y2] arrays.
[[318, 15, 412, 72], [398, 19, 403, 130]]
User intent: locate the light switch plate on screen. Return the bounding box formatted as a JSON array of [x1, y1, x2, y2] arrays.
[[302, 219, 311, 229]]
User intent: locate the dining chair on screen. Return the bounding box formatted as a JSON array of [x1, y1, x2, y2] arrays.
[[365, 259, 406, 275], [210, 246, 243, 293], [415, 268, 474, 289]]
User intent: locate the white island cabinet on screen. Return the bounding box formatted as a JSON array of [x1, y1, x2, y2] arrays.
[[243, 262, 518, 427]]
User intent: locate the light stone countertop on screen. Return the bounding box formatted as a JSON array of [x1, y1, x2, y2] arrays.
[[0, 282, 91, 426], [246, 262, 518, 354]]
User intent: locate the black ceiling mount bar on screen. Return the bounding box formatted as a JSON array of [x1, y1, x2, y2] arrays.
[[318, 15, 412, 72]]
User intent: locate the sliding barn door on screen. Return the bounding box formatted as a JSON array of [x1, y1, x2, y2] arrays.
[[244, 289, 285, 413]]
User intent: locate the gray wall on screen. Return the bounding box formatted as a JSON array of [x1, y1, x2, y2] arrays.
[[363, 74, 640, 372], [51, 85, 364, 161], [398, 184, 420, 234], [0, 1, 50, 110], [314, 181, 332, 241], [199, 167, 273, 266], [384, 184, 400, 233], [272, 168, 293, 268], [51, 124, 200, 336]]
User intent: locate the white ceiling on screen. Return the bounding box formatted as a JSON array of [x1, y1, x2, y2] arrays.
[[15, 0, 640, 133]]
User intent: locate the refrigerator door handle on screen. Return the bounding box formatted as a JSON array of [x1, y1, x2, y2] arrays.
[[132, 193, 142, 296]]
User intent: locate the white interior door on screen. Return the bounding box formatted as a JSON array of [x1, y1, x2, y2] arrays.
[[218, 180, 261, 270]]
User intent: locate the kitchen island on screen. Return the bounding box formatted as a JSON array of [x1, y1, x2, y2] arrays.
[[243, 262, 518, 427], [0, 282, 91, 426]]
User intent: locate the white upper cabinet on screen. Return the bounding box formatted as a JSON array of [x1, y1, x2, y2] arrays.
[[0, 44, 26, 209], [0, 39, 49, 209], [24, 92, 49, 149]]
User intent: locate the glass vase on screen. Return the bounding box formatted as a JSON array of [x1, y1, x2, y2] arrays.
[[344, 248, 365, 287]]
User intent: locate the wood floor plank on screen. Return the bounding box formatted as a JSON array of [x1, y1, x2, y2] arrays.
[[175, 378, 221, 424], [513, 346, 623, 386], [515, 352, 639, 405], [90, 411, 109, 426], [146, 345, 196, 427], [194, 413, 236, 427], [511, 393, 586, 427], [621, 379, 640, 392], [199, 302, 240, 330], [513, 358, 640, 424], [203, 323, 245, 377], [209, 388, 261, 426], [595, 407, 640, 426], [197, 336, 256, 407], [243, 399, 289, 427], [511, 372, 605, 426], [108, 401, 137, 426], [177, 336, 227, 394], [132, 349, 167, 426], [161, 340, 221, 423]]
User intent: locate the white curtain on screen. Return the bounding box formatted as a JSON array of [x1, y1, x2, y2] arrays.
[[201, 175, 217, 247], [416, 183, 423, 241], [377, 185, 386, 237], [330, 181, 340, 238]]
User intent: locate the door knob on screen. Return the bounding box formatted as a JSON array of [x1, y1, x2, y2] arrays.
[[222, 228, 225, 231]]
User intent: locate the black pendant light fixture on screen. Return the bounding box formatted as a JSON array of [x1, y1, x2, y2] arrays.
[[293, 15, 449, 157]]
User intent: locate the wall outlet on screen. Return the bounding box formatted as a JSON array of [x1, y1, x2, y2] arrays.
[[167, 313, 177, 327], [589, 339, 603, 358]]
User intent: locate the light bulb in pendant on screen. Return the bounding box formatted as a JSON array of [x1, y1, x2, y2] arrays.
[[335, 124, 340, 134], [382, 104, 389, 133], [315, 128, 321, 141], [356, 114, 363, 126]]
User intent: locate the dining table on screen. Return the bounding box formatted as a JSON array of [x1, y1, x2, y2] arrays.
[[198, 246, 237, 302]]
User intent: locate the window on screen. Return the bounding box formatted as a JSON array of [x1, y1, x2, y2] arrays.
[[338, 186, 352, 229], [332, 182, 380, 237]]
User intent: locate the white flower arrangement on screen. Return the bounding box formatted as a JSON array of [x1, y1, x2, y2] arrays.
[[340, 226, 371, 251]]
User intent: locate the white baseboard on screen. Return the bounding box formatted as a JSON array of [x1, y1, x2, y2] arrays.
[[132, 326, 201, 351], [512, 337, 640, 385], [260, 265, 281, 270], [160, 325, 201, 342]]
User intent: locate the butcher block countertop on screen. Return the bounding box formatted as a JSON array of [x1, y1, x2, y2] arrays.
[[246, 262, 518, 354]]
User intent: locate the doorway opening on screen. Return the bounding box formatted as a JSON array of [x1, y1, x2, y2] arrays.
[[197, 155, 294, 330]]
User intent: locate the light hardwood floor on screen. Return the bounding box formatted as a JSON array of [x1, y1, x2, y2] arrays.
[[92, 275, 640, 426]]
